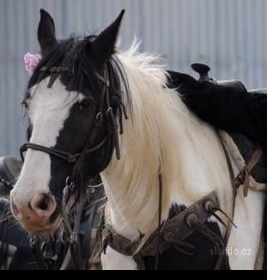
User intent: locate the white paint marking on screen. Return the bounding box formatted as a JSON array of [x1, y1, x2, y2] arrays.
[[11, 78, 84, 206]]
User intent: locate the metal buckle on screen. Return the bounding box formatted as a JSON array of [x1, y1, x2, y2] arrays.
[[106, 107, 113, 116], [67, 154, 78, 164], [95, 112, 103, 127]]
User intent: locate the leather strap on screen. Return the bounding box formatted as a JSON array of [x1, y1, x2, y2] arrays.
[[141, 191, 219, 256], [234, 145, 263, 196], [106, 191, 219, 257], [20, 139, 107, 164]]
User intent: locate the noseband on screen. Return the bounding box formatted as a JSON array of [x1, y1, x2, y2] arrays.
[[20, 138, 107, 165]]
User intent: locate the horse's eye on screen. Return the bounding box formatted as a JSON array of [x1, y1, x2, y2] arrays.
[[79, 99, 92, 111]]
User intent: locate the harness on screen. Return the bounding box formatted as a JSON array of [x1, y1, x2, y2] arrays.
[[97, 139, 263, 270], [102, 192, 222, 264]]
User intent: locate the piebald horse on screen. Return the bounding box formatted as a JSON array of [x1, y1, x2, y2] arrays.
[[10, 10, 264, 270]]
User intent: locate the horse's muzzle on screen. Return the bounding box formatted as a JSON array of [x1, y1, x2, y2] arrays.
[[10, 193, 60, 234]]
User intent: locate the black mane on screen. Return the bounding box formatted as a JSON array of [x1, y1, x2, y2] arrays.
[[24, 34, 132, 136], [28, 36, 131, 109]]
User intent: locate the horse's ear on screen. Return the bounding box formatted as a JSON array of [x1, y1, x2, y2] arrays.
[[38, 9, 57, 52], [88, 10, 125, 65]]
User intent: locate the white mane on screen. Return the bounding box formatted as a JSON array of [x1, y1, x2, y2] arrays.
[[101, 43, 233, 241]]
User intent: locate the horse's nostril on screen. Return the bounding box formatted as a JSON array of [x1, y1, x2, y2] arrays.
[[31, 193, 56, 214], [37, 199, 49, 211]]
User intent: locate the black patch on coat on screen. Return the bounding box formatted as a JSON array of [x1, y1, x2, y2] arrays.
[[144, 220, 230, 270]]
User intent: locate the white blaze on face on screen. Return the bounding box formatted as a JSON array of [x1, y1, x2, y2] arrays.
[[11, 78, 83, 207]]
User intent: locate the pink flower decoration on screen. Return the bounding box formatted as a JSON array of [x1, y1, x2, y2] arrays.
[[24, 53, 42, 74]]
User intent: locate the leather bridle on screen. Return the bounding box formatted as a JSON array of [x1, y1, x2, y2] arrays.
[[19, 66, 122, 182], [18, 65, 126, 270]]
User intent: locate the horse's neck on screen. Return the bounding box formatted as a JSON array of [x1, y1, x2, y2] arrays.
[[101, 169, 160, 240], [101, 59, 233, 240]]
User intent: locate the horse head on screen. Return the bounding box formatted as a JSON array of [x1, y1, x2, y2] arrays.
[[10, 9, 127, 234]]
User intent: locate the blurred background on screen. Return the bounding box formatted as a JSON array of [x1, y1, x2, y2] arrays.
[[0, 0, 267, 156]]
